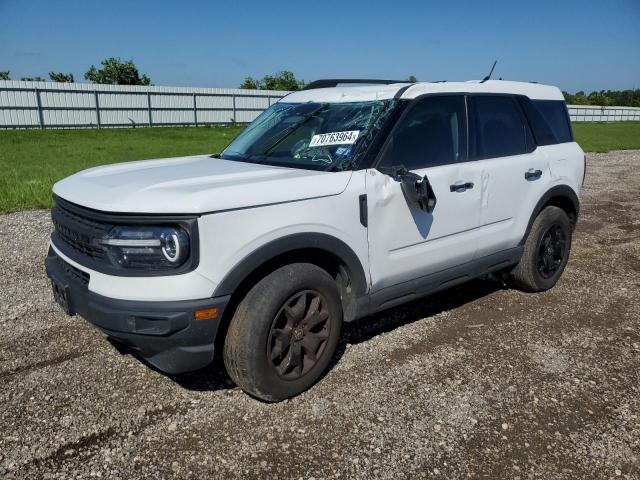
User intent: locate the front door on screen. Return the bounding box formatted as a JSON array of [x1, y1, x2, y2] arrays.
[[366, 95, 483, 291]]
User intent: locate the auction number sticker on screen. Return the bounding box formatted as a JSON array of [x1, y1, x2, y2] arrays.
[[309, 130, 360, 147]]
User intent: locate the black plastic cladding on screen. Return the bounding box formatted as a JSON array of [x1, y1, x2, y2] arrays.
[[213, 232, 368, 298], [519, 185, 580, 245], [51, 195, 200, 277]]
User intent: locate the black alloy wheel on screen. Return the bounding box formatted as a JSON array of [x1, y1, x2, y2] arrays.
[[536, 224, 567, 279], [508, 206, 572, 292], [267, 290, 332, 380]]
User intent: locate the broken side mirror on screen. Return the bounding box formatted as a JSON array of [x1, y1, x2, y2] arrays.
[[379, 165, 437, 213]]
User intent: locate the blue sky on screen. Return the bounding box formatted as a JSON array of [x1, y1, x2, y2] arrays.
[[1, 0, 639, 92]]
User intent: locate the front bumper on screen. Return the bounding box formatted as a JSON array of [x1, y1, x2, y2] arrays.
[[45, 247, 229, 374]]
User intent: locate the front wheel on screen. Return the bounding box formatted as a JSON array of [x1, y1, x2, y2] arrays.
[[509, 206, 572, 292], [223, 263, 342, 401]]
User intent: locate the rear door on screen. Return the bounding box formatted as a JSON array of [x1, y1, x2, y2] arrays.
[[467, 94, 550, 257], [366, 95, 483, 291]]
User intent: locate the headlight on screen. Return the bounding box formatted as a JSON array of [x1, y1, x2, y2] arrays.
[[98, 225, 190, 270]]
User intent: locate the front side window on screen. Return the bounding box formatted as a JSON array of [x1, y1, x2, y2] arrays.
[[470, 95, 533, 159], [379, 95, 467, 170], [221, 100, 398, 171]]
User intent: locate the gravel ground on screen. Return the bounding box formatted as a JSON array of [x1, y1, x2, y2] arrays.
[[1, 151, 639, 480]]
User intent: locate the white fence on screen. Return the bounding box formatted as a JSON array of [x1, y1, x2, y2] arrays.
[[568, 105, 640, 122], [0, 80, 288, 129], [1, 80, 639, 129]]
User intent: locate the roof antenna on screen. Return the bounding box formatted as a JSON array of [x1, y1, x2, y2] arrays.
[[480, 60, 497, 83]]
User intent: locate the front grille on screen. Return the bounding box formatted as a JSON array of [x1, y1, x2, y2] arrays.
[[51, 201, 111, 260], [56, 255, 90, 286]]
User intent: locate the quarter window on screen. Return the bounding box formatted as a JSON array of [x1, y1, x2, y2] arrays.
[[532, 100, 573, 143], [517, 96, 558, 145], [380, 95, 467, 170], [470, 95, 533, 159]]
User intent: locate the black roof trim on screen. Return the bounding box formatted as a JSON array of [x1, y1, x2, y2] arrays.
[[303, 79, 409, 90], [393, 84, 414, 99]]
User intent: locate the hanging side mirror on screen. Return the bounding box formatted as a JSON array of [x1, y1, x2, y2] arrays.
[[378, 165, 437, 213]]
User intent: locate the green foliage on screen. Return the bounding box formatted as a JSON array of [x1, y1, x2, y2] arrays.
[[20, 76, 46, 82], [406, 75, 418, 82], [239, 70, 304, 91], [563, 89, 640, 107], [239, 76, 261, 89], [85, 57, 151, 85], [0, 71, 10, 80], [49, 72, 74, 83]]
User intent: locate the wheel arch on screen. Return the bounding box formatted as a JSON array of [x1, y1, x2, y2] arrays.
[[214, 233, 367, 297], [520, 184, 580, 245], [213, 233, 368, 334]]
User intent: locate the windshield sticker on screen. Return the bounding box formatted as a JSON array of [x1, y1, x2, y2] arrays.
[[334, 146, 353, 158], [309, 130, 360, 147]]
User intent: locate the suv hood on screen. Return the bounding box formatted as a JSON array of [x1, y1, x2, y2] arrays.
[[53, 155, 353, 214]]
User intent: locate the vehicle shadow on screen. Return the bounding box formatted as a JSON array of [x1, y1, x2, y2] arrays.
[[329, 278, 504, 372], [165, 278, 505, 393], [106, 338, 235, 392]]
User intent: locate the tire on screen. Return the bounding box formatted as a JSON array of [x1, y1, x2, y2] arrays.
[[223, 263, 342, 402], [509, 206, 572, 292]]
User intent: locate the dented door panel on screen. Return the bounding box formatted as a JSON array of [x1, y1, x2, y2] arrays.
[[365, 164, 483, 291], [473, 148, 550, 257]]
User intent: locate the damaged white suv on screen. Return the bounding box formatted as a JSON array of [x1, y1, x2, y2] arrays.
[[46, 79, 585, 401]]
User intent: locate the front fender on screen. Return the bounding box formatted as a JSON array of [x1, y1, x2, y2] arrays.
[[213, 232, 368, 298]]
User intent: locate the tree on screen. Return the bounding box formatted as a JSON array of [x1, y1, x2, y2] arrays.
[[588, 91, 612, 106], [563, 88, 640, 107], [262, 71, 303, 91], [20, 76, 46, 81], [49, 72, 74, 83], [239, 71, 303, 91], [239, 76, 261, 90], [406, 75, 418, 82], [0, 71, 10, 80], [85, 57, 151, 85]]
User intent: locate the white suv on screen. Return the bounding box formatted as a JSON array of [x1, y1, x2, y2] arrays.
[[46, 79, 585, 401]]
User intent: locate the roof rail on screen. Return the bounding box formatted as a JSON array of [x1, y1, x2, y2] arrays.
[[303, 79, 409, 90]]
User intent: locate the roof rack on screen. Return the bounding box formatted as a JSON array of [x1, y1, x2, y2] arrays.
[[303, 79, 409, 90]]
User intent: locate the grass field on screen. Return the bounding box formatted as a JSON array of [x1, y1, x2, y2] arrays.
[[0, 122, 639, 213], [572, 121, 640, 153], [0, 126, 243, 213]]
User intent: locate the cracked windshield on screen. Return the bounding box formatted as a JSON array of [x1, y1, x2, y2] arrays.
[[221, 100, 396, 171]]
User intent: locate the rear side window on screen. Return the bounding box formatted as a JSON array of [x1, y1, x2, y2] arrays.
[[380, 95, 467, 170], [532, 100, 573, 143], [469, 95, 534, 159]]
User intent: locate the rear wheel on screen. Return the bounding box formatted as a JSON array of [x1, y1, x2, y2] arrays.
[[223, 263, 342, 401], [509, 206, 572, 292]]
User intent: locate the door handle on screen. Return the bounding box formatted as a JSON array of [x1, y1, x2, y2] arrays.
[[449, 181, 474, 192], [525, 169, 543, 180]]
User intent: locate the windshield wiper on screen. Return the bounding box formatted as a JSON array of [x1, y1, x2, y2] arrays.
[[261, 103, 329, 156]]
